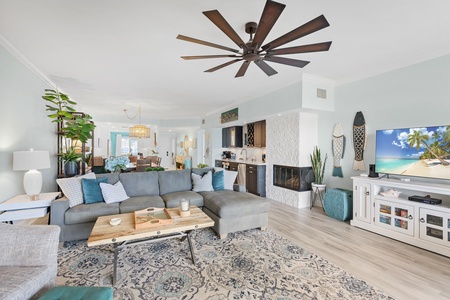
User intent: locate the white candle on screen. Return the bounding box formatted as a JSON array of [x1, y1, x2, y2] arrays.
[[181, 200, 189, 211]]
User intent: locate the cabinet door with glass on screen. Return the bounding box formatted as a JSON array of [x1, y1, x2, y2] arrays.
[[374, 199, 414, 236], [353, 182, 372, 223], [419, 208, 450, 247]]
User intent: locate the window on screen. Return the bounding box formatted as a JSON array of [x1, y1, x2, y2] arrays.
[[120, 137, 138, 155]]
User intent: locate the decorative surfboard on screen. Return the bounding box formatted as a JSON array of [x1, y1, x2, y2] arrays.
[[332, 123, 345, 177], [352, 111, 367, 171]]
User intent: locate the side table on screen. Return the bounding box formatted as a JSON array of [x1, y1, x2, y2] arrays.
[[0, 192, 61, 223]]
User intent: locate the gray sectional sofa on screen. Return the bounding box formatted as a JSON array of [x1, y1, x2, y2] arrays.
[[50, 169, 270, 241]]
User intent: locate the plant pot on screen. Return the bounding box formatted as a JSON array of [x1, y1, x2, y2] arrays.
[[311, 182, 326, 193], [64, 161, 79, 177]]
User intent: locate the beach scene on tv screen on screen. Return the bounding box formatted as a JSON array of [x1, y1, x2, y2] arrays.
[[375, 125, 450, 180]]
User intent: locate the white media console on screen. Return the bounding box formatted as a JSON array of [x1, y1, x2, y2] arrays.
[[351, 176, 450, 257]]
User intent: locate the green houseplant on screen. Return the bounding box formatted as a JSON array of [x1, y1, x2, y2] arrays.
[[42, 89, 96, 144], [310, 146, 328, 187], [42, 89, 96, 176], [145, 167, 165, 172], [60, 148, 82, 177]]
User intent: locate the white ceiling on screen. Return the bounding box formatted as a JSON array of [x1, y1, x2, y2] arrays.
[[1, 0, 450, 127]]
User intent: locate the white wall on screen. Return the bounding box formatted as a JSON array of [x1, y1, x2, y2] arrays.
[[318, 54, 450, 190], [0, 44, 57, 202]]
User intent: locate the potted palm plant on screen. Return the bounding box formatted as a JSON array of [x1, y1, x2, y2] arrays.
[[310, 146, 328, 192]]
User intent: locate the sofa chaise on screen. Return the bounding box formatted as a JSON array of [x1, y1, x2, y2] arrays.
[[50, 168, 269, 241]]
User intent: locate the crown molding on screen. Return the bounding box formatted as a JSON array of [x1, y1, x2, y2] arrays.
[[0, 33, 56, 88]]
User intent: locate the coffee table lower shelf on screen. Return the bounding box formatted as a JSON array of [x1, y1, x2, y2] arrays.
[[87, 207, 214, 285]]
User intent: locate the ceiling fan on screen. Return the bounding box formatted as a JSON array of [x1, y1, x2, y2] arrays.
[[177, 0, 332, 78]]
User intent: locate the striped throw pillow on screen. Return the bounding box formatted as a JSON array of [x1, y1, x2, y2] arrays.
[[99, 181, 129, 204], [56, 173, 96, 207]]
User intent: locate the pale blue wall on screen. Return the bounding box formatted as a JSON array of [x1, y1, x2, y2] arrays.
[[318, 54, 450, 189], [0, 44, 57, 202]]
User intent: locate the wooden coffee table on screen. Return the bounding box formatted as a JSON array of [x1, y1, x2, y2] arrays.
[[87, 206, 214, 285]]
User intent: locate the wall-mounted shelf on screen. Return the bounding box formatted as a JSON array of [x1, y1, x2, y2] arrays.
[[57, 112, 94, 178]]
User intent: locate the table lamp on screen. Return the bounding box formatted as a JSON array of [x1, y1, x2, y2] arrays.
[[13, 149, 50, 200]]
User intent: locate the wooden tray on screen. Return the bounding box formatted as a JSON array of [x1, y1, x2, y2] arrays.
[[134, 207, 173, 230]]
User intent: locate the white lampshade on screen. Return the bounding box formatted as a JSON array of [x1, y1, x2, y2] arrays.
[[13, 150, 50, 200], [13, 150, 50, 171]]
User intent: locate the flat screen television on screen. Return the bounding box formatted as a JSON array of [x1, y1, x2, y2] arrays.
[[375, 125, 450, 180]]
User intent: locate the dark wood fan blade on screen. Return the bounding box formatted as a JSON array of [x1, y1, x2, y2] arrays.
[[251, 0, 286, 48], [254, 60, 278, 76], [266, 41, 332, 55], [235, 61, 251, 77], [264, 56, 310, 68], [177, 35, 240, 53], [181, 55, 239, 60], [205, 59, 242, 72], [203, 10, 246, 49], [262, 15, 330, 51]]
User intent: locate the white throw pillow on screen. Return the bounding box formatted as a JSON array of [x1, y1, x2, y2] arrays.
[[214, 167, 238, 190], [56, 173, 96, 208], [100, 181, 129, 204], [191, 171, 214, 192]]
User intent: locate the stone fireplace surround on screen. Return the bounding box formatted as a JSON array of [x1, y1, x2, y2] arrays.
[[266, 112, 318, 208]]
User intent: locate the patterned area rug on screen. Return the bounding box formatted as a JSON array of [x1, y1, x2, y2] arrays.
[[57, 228, 394, 299]]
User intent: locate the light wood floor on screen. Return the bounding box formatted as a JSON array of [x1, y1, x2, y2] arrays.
[[33, 201, 450, 299], [268, 200, 450, 300]]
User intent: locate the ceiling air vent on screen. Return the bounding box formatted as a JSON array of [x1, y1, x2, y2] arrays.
[[317, 88, 327, 99]]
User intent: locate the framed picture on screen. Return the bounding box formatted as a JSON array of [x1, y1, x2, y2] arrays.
[[221, 108, 238, 124]]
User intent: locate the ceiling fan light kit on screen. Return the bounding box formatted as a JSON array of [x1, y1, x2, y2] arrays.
[[177, 0, 332, 78]]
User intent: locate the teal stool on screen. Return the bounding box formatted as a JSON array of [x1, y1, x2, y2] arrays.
[[323, 188, 353, 221], [38, 286, 113, 300]]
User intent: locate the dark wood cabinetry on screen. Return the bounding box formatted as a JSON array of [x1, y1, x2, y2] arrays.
[[222, 126, 243, 148], [214, 160, 238, 171], [247, 120, 266, 147], [246, 164, 266, 197], [214, 160, 266, 197], [229, 162, 239, 172]]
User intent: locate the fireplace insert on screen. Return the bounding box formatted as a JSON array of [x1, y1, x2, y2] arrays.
[[273, 165, 313, 192]]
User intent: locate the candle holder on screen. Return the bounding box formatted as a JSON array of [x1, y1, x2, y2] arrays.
[[180, 199, 190, 217]]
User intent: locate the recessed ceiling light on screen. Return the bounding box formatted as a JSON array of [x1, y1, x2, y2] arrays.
[[277, 113, 282, 116]]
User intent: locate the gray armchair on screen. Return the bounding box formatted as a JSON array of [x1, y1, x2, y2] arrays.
[[0, 224, 60, 300]]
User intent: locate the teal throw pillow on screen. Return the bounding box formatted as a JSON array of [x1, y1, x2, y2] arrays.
[[212, 170, 224, 191], [82, 177, 108, 204]]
